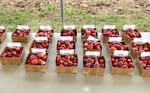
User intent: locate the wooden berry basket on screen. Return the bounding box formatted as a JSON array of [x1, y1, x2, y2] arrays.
[[35, 30, 54, 43], [25, 53, 48, 72], [0, 31, 7, 43], [102, 29, 119, 43], [107, 42, 129, 56], [137, 58, 150, 77], [0, 47, 25, 65], [29, 40, 50, 52], [12, 30, 31, 43], [56, 54, 78, 73], [110, 56, 134, 76], [83, 56, 105, 76], [122, 30, 141, 43]]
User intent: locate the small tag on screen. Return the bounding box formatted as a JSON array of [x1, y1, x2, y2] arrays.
[[0, 26, 5, 30], [59, 36, 73, 41], [31, 48, 46, 54], [64, 25, 75, 30], [113, 50, 129, 57], [40, 25, 52, 30], [141, 52, 150, 57], [17, 25, 29, 30], [83, 25, 95, 29], [133, 38, 147, 44], [103, 25, 115, 29], [109, 37, 122, 42], [34, 37, 48, 42], [60, 49, 74, 55], [85, 51, 100, 56], [87, 36, 99, 41], [7, 42, 22, 48], [123, 25, 135, 30]]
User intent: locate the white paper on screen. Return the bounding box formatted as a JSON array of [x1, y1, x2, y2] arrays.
[[0, 26, 5, 30], [103, 25, 115, 29], [87, 36, 99, 41], [83, 25, 95, 29], [17, 25, 29, 30], [108, 37, 122, 42], [64, 25, 75, 30], [60, 49, 74, 55], [59, 36, 73, 41], [40, 25, 52, 30], [133, 38, 148, 44], [85, 51, 100, 56], [31, 48, 46, 54], [123, 25, 135, 30], [140, 52, 150, 57], [34, 37, 48, 42], [7, 42, 22, 48], [113, 50, 129, 57]]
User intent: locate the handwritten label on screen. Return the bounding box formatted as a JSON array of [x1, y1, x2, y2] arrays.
[[103, 25, 115, 29], [85, 51, 100, 56], [0, 26, 5, 30], [59, 36, 73, 41], [64, 25, 75, 30], [123, 25, 135, 30], [113, 50, 129, 57], [17, 25, 29, 30], [108, 37, 122, 42], [60, 49, 74, 55], [83, 25, 95, 29], [87, 36, 99, 41], [40, 25, 52, 30], [133, 38, 148, 44], [31, 48, 46, 54], [141, 52, 150, 57], [34, 37, 48, 42], [7, 42, 22, 48]]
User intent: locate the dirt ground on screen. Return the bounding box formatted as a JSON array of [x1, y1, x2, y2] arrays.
[[0, 0, 150, 15]]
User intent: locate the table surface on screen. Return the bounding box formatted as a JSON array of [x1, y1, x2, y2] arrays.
[[0, 33, 149, 93]]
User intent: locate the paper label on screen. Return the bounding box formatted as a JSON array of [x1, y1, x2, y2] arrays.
[[31, 48, 46, 54], [40, 25, 52, 30], [85, 51, 100, 56], [0, 26, 5, 30], [34, 37, 48, 42], [109, 37, 122, 42], [7, 42, 22, 48], [59, 36, 73, 41], [17, 25, 29, 30], [64, 25, 75, 30], [113, 50, 129, 57], [141, 52, 150, 57], [103, 25, 115, 29], [83, 25, 95, 29], [133, 38, 147, 44], [87, 36, 99, 41], [60, 49, 74, 55], [123, 25, 135, 30]]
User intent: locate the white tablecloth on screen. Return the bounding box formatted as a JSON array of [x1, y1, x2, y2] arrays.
[[0, 33, 149, 93]]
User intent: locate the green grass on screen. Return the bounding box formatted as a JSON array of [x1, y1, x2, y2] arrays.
[[0, 7, 150, 32]]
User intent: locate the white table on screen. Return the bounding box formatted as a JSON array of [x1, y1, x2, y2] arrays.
[[0, 33, 149, 93]]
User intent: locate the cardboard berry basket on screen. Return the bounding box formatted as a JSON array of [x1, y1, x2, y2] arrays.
[[56, 54, 78, 73], [12, 29, 31, 43], [107, 41, 129, 56], [110, 56, 135, 76], [0, 29, 7, 43], [61, 25, 77, 42], [57, 40, 76, 54], [83, 55, 105, 76], [83, 40, 102, 55], [25, 49, 48, 72], [0, 46, 25, 65]]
